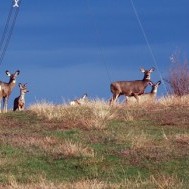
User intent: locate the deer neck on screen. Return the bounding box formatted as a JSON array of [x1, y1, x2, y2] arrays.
[[151, 87, 157, 94], [20, 92, 25, 101], [143, 74, 151, 80], [8, 79, 16, 88], [142, 80, 151, 89]]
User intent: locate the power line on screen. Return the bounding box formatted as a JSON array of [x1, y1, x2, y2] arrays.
[[0, 1, 21, 66], [130, 0, 168, 94], [0, 5, 13, 53], [0, 8, 20, 65]]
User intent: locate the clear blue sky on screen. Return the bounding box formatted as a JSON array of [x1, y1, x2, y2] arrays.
[[0, 0, 189, 106]]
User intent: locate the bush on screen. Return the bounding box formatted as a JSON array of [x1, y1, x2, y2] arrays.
[[165, 52, 189, 96]]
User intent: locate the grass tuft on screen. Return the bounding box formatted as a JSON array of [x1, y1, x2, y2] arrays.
[[29, 99, 115, 130]]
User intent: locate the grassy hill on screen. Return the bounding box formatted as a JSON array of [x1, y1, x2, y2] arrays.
[[1, 97, 189, 188]]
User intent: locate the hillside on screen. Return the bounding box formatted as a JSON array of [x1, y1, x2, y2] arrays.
[[0, 98, 189, 188]]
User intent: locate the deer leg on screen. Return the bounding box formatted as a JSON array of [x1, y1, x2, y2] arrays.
[[110, 93, 119, 105], [4, 97, 8, 113], [115, 94, 120, 103], [18, 105, 21, 111], [2, 97, 5, 112], [2, 97, 6, 113], [124, 96, 128, 104], [133, 94, 139, 103], [110, 94, 116, 105], [0, 100, 1, 113]]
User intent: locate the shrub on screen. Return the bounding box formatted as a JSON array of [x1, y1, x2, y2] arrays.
[[165, 52, 189, 96]]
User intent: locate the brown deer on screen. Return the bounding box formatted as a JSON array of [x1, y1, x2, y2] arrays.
[[13, 83, 29, 111], [0, 70, 20, 112], [70, 93, 88, 106], [127, 81, 161, 104], [110, 68, 155, 105]]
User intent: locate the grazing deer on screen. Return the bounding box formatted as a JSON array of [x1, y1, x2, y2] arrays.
[[70, 93, 88, 106], [127, 81, 161, 103], [13, 83, 29, 111], [110, 67, 155, 105], [0, 70, 20, 112]]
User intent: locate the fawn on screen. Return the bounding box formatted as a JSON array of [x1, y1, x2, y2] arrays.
[[13, 83, 29, 111]]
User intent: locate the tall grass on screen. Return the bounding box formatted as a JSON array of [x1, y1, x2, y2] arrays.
[[158, 95, 189, 106], [29, 99, 116, 130], [29, 95, 189, 131]]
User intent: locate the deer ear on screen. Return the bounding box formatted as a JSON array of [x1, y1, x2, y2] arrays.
[[157, 81, 161, 85], [18, 83, 22, 88], [140, 68, 145, 73], [5, 70, 11, 76], [15, 70, 20, 76], [149, 67, 155, 72]]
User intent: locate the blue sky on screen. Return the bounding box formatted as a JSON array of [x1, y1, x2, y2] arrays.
[[0, 0, 189, 107]]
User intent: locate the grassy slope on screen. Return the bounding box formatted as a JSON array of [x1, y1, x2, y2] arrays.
[[0, 101, 189, 188]]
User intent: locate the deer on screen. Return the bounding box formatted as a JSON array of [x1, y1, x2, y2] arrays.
[[0, 70, 20, 112], [109, 67, 155, 105], [127, 81, 161, 104], [70, 93, 88, 106], [13, 83, 29, 111]]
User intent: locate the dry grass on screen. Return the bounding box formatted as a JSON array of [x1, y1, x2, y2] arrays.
[[122, 131, 189, 166], [29, 95, 189, 130], [174, 133, 189, 144], [29, 99, 116, 130], [130, 131, 154, 149], [2, 177, 114, 189], [30, 95, 189, 114], [123, 94, 189, 108], [1, 135, 95, 158], [2, 174, 183, 189], [158, 95, 189, 106]]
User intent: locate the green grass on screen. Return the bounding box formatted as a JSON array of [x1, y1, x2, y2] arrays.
[[0, 104, 189, 188]]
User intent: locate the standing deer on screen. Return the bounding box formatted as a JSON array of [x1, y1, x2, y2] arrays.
[[0, 70, 20, 112], [110, 67, 155, 105], [70, 93, 88, 105], [127, 81, 161, 103], [13, 83, 29, 111]]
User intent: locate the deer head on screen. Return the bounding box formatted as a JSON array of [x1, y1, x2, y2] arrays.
[[140, 67, 155, 80], [6, 70, 20, 84], [18, 83, 29, 93]]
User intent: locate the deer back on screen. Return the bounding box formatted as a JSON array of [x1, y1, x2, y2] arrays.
[[111, 80, 150, 96]]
